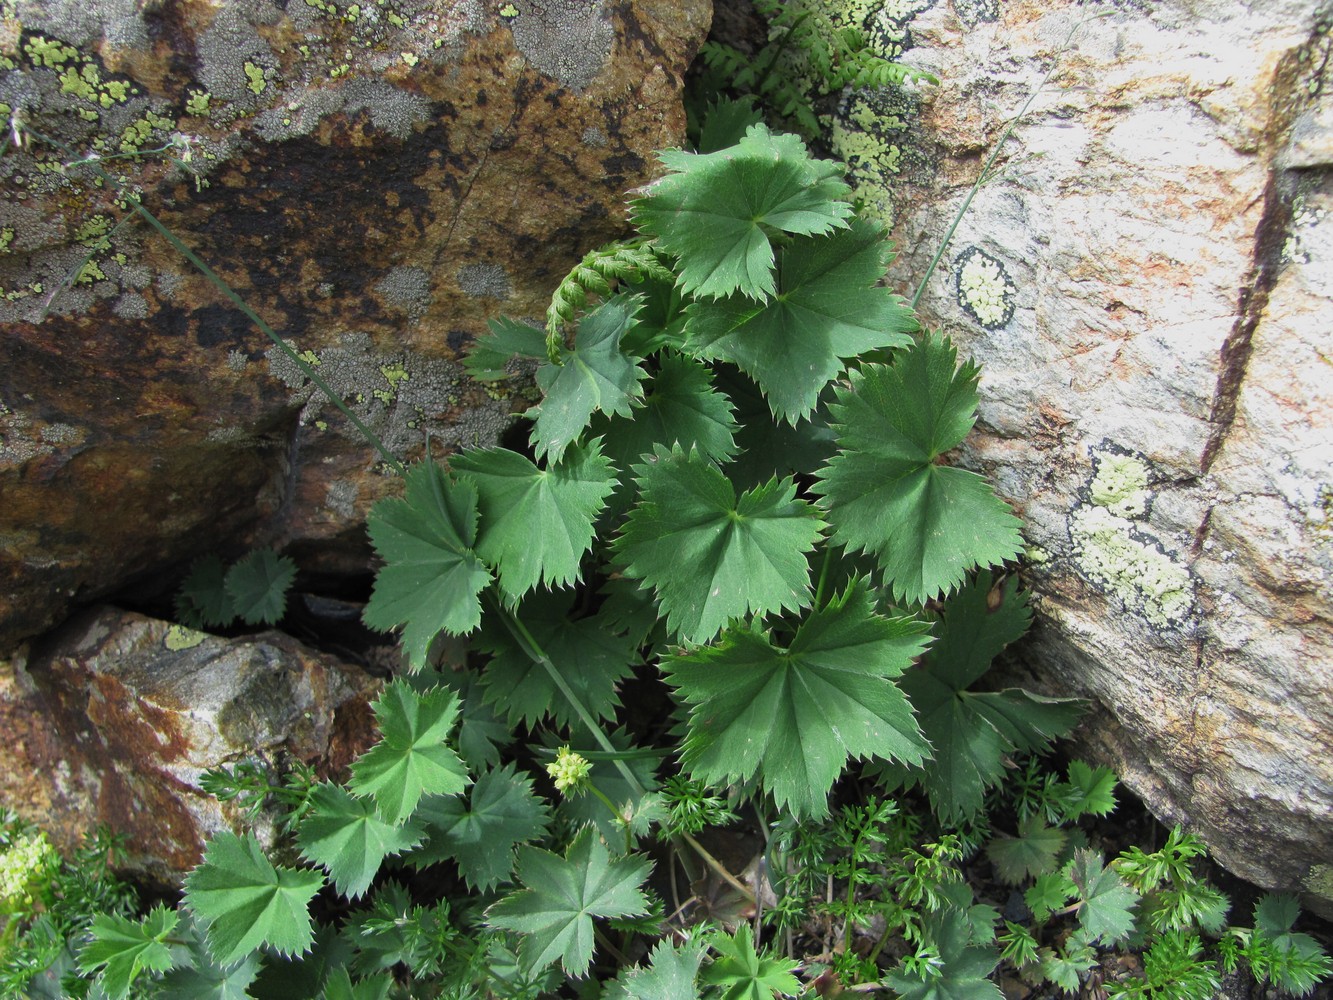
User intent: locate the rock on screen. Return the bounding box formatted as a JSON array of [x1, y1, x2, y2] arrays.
[[0, 607, 379, 882], [826, 0, 1333, 909], [0, 0, 711, 648]]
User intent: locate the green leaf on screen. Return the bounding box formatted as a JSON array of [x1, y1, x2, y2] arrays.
[[813, 333, 1025, 604], [664, 580, 930, 819], [715, 365, 836, 490], [632, 124, 854, 301], [700, 924, 800, 1000], [452, 440, 617, 601], [486, 828, 652, 977], [176, 555, 235, 628], [78, 905, 178, 1000], [411, 763, 550, 891], [323, 967, 393, 1000], [296, 782, 425, 899], [224, 549, 297, 625], [986, 816, 1067, 885], [884, 909, 1003, 1000], [348, 681, 470, 826], [156, 909, 261, 1000], [1066, 849, 1139, 944], [684, 220, 915, 423], [462, 316, 546, 381], [612, 937, 706, 1000], [532, 296, 648, 462], [879, 572, 1080, 821], [1025, 872, 1074, 923], [363, 462, 491, 670], [476, 588, 638, 728], [1061, 761, 1118, 820], [615, 444, 825, 645], [441, 669, 513, 772], [594, 352, 739, 471], [697, 96, 763, 154], [183, 832, 324, 965]]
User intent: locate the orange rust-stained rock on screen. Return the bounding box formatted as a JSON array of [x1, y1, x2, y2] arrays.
[[0, 0, 712, 649], [0, 607, 379, 882]]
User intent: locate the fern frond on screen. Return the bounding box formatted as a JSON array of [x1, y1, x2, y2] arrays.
[[544, 241, 672, 363]]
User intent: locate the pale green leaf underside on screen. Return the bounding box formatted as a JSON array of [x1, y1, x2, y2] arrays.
[[453, 440, 617, 602], [532, 296, 647, 462], [615, 445, 825, 645], [79, 906, 178, 1000], [486, 828, 652, 977], [297, 783, 425, 899], [684, 221, 915, 424], [363, 463, 490, 670], [184, 832, 324, 966], [664, 581, 930, 819], [348, 681, 470, 826]]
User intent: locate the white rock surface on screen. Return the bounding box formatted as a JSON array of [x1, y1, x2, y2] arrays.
[[851, 0, 1333, 908]]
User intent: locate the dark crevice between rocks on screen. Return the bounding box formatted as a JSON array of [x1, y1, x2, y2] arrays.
[[1200, 29, 1322, 475]]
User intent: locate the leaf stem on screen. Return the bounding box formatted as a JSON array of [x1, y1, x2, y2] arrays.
[[909, 13, 1111, 311], [486, 591, 646, 797], [678, 831, 756, 904]]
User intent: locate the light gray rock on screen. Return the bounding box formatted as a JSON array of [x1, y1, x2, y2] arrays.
[[840, 0, 1333, 910], [0, 608, 379, 882]]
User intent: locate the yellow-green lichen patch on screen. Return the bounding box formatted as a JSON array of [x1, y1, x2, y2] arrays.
[[955, 246, 1016, 330], [1089, 451, 1151, 518], [164, 624, 207, 651], [243, 61, 268, 95], [185, 90, 212, 118], [1068, 448, 1192, 629]]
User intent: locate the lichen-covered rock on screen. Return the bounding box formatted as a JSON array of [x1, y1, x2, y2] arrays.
[[836, 0, 1332, 909], [0, 0, 711, 646], [0, 607, 379, 881]]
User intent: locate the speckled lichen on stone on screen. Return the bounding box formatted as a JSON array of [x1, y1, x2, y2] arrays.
[[506, 0, 614, 91], [1067, 449, 1193, 629], [954, 246, 1016, 329]]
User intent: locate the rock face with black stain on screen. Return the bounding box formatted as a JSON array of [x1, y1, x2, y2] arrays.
[[830, 0, 1332, 911], [0, 0, 711, 649], [0, 607, 378, 881]]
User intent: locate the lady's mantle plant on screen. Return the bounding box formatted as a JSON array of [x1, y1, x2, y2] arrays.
[[73, 121, 1098, 997]]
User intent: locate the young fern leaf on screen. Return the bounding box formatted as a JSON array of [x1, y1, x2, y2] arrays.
[[531, 295, 648, 462], [348, 681, 470, 826], [683, 218, 915, 424], [452, 439, 617, 602], [486, 828, 652, 977], [632, 124, 854, 302], [813, 332, 1025, 605], [614, 444, 825, 646], [663, 579, 930, 819], [183, 832, 324, 966], [545, 242, 674, 361], [362, 462, 491, 671]]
